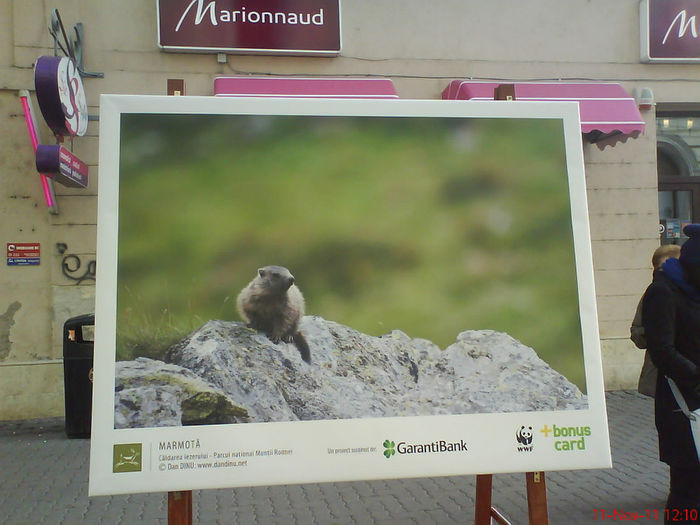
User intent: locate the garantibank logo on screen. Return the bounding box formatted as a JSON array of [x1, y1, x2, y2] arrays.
[[539, 424, 592, 451], [383, 440, 396, 458], [382, 438, 468, 459]]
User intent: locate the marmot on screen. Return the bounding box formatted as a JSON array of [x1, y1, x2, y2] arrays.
[[236, 265, 311, 363]]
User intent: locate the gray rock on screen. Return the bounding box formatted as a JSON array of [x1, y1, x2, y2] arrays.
[[115, 317, 586, 427], [114, 357, 249, 429], [119, 316, 584, 426]]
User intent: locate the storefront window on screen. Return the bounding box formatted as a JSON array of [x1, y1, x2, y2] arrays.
[[656, 114, 700, 244]]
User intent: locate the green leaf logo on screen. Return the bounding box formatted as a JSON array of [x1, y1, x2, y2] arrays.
[[383, 440, 396, 459]]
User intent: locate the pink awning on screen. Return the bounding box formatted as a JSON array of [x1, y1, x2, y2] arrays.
[[442, 81, 645, 147], [215, 77, 398, 99]]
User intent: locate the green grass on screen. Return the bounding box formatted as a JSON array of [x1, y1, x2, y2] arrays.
[[116, 114, 586, 390]]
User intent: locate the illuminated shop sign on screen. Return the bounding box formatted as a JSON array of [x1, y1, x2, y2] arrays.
[[35, 56, 88, 137], [36, 145, 89, 189], [157, 0, 341, 55], [641, 0, 700, 62], [31, 55, 89, 190]]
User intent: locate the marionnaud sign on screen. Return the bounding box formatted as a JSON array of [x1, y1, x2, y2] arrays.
[[641, 0, 700, 62], [157, 0, 341, 55]]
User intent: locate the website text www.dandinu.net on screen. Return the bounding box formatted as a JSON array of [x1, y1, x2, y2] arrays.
[[157, 448, 293, 471]]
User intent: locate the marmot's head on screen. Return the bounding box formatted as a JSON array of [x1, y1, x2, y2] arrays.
[[257, 265, 295, 294]]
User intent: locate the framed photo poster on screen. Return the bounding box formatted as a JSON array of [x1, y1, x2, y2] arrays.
[[89, 95, 610, 496]]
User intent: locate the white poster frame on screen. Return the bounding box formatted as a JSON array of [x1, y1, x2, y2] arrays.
[[89, 95, 610, 496]]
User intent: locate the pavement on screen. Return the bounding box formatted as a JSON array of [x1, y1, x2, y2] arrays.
[[1, 390, 669, 524]]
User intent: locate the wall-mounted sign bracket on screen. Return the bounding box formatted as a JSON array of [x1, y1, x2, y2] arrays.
[[71, 23, 104, 78], [49, 9, 104, 78]]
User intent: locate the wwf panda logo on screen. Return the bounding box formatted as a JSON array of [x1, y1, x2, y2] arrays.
[[516, 425, 533, 446]]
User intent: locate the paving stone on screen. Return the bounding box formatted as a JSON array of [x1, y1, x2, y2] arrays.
[[0, 391, 672, 524]]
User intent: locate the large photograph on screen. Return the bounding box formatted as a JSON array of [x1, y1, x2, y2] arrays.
[[90, 96, 609, 496]]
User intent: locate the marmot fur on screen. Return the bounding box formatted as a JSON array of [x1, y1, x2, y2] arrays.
[[236, 265, 311, 363]]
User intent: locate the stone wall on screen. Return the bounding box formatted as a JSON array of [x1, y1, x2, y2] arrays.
[[2, 0, 698, 418]]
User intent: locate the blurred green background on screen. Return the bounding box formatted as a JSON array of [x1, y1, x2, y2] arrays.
[[117, 112, 585, 391]]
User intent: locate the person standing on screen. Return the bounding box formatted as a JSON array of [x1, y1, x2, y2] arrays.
[[643, 224, 700, 524], [631, 244, 681, 397]]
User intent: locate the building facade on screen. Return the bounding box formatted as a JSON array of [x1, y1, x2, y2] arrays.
[[1, 0, 698, 419]]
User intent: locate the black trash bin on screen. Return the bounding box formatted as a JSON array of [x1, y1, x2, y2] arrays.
[[63, 313, 95, 438]]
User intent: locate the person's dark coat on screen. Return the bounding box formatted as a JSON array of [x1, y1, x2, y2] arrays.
[[642, 269, 700, 468]]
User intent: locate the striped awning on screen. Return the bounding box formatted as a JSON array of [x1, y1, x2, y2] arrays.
[[442, 81, 645, 147], [215, 77, 399, 99]]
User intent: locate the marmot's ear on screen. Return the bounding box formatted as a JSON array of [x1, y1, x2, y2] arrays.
[[258, 268, 265, 278]]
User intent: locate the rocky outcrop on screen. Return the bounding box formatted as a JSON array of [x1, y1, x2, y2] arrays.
[[114, 316, 586, 428], [114, 359, 249, 428]]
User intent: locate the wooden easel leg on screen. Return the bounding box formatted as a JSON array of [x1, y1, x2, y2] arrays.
[[526, 472, 549, 525], [475, 474, 493, 525], [168, 490, 193, 525]]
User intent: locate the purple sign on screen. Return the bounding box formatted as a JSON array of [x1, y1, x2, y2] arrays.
[[35, 145, 89, 188], [158, 0, 341, 55], [34, 56, 88, 136], [641, 0, 700, 62]]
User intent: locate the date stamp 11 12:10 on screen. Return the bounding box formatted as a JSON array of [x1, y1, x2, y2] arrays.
[[593, 508, 698, 522]]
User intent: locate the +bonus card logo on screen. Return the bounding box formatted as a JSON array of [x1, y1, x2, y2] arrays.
[[539, 424, 591, 452]]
